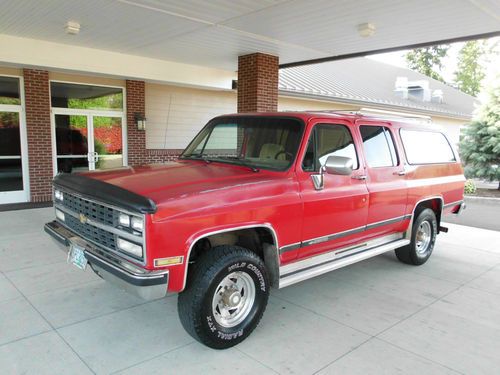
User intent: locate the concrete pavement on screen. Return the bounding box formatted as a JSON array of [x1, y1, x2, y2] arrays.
[[1, 207, 500, 374], [443, 197, 500, 232]]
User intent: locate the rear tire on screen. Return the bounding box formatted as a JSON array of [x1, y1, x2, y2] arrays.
[[178, 245, 269, 349], [396, 208, 437, 265]]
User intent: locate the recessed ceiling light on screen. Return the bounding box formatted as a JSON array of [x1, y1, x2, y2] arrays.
[[357, 23, 376, 37], [65, 21, 81, 35]]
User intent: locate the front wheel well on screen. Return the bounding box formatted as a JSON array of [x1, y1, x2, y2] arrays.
[[187, 227, 280, 288]]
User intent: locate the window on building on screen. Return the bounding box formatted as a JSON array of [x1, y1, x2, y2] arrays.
[[400, 129, 456, 164], [302, 124, 359, 172], [50, 82, 123, 111], [0, 76, 20, 105], [360, 126, 399, 168]]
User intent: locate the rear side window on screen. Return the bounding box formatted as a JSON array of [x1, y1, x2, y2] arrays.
[[360, 126, 398, 168], [400, 129, 456, 164], [302, 124, 359, 172]]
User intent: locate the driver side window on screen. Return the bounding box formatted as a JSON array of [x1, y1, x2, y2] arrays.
[[302, 124, 359, 172]]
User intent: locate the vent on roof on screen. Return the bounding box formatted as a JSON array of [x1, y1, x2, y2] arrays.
[[394, 77, 438, 103], [431, 89, 444, 104]]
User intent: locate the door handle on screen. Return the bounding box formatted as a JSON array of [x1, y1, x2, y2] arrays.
[[393, 170, 406, 176], [87, 152, 99, 162], [351, 174, 367, 180]]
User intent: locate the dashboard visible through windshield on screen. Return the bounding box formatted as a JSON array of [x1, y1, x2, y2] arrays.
[[181, 116, 304, 171]]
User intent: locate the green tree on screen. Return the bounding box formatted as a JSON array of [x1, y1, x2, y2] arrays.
[[454, 40, 486, 96], [405, 45, 450, 82], [459, 79, 500, 189]]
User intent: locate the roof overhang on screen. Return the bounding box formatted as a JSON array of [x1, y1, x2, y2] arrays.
[[0, 0, 498, 72]]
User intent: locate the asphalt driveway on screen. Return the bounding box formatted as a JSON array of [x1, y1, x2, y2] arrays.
[[1, 207, 500, 374]]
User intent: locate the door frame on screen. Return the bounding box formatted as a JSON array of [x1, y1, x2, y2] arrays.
[[51, 108, 127, 175], [0, 75, 30, 204]]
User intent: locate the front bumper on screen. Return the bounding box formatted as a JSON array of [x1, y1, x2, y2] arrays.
[[44, 220, 168, 300]]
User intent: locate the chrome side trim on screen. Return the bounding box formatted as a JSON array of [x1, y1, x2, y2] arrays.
[[302, 225, 365, 247], [181, 223, 280, 290], [279, 233, 408, 288], [365, 215, 410, 230], [279, 242, 301, 254], [280, 215, 412, 254]]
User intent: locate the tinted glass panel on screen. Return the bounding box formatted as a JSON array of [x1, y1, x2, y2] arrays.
[[182, 117, 304, 171], [0, 76, 20, 105], [93, 116, 123, 170], [51, 82, 123, 111], [0, 159, 22, 192], [55, 115, 88, 156], [0, 112, 20, 156], [360, 126, 398, 167], [400, 129, 455, 164], [303, 124, 358, 172]]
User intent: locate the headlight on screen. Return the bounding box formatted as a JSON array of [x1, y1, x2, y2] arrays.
[[118, 213, 130, 227], [117, 238, 143, 258], [131, 216, 144, 232], [55, 209, 65, 222], [54, 190, 64, 201]]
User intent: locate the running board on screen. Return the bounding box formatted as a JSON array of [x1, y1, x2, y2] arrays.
[[278, 234, 410, 288]]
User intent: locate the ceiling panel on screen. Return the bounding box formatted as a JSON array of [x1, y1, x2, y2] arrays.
[[0, 0, 498, 71]]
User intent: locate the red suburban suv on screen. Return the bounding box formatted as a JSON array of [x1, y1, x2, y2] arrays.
[[45, 111, 465, 348]]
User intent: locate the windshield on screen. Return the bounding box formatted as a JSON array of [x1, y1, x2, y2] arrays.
[[181, 116, 304, 171]]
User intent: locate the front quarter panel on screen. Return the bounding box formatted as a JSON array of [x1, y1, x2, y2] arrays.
[[146, 172, 302, 292]]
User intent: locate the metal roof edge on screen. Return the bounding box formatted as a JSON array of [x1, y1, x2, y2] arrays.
[[278, 90, 473, 121]]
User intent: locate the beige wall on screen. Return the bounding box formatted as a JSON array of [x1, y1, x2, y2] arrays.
[[145, 83, 236, 149], [143, 85, 468, 151]]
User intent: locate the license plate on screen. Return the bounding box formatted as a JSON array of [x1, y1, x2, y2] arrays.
[[68, 243, 88, 270]]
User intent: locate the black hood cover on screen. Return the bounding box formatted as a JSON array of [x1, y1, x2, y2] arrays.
[[53, 173, 157, 214]]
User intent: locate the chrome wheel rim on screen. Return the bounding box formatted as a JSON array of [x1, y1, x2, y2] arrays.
[[212, 271, 256, 328], [416, 221, 432, 254]]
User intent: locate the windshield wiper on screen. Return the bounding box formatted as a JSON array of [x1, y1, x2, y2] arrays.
[[215, 156, 260, 172], [182, 153, 213, 163]]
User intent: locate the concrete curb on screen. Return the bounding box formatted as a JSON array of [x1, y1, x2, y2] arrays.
[[464, 195, 500, 205]]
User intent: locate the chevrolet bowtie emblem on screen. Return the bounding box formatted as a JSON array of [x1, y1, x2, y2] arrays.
[[79, 213, 87, 224]]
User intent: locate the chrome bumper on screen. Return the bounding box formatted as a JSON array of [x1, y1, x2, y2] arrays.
[[44, 220, 168, 300]]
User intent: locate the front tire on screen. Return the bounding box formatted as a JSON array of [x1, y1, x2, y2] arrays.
[[396, 208, 437, 265], [178, 245, 269, 349]]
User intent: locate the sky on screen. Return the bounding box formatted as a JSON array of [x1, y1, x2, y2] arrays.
[[367, 37, 500, 88]]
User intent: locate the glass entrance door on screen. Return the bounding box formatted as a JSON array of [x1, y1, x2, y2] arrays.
[[54, 112, 125, 173], [0, 111, 26, 203]]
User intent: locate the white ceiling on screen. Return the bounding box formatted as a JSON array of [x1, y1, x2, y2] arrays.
[[0, 0, 498, 70]]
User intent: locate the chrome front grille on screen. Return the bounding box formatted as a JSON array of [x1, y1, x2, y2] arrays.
[[54, 189, 146, 264], [62, 191, 115, 226], [65, 214, 117, 251]]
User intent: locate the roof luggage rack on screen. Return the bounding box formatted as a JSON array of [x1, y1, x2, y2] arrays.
[[305, 108, 432, 123]]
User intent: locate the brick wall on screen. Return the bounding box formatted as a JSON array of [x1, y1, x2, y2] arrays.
[[126, 80, 147, 165], [23, 69, 52, 202], [237, 53, 279, 113], [126, 80, 182, 164]]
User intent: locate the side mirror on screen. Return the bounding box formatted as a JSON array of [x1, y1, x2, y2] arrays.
[[324, 155, 354, 176], [311, 155, 354, 191]]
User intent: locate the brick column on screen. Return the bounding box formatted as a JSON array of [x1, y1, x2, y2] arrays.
[[23, 69, 53, 202], [126, 80, 146, 166], [237, 53, 279, 113]]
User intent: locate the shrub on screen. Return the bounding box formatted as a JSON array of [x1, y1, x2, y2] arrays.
[[464, 179, 477, 195]]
